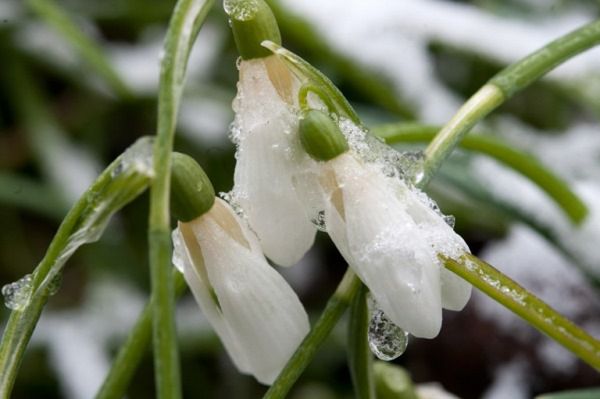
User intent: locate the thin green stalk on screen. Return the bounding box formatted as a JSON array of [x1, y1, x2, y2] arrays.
[[422, 19, 600, 186], [263, 269, 362, 399], [373, 123, 587, 224], [95, 272, 187, 399], [443, 254, 600, 371], [0, 141, 153, 397], [26, 0, 132, 99], [422, 84, 504, 186], [0, 285, 50, 397], [347, 285, 375, 399], [148, 0, 213, 397]]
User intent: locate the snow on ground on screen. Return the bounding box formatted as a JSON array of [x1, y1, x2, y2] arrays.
[[280, 0, 600, 123]]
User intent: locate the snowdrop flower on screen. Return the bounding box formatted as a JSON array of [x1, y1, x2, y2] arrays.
[[170, 153, 310, 384], [226, 0, 318, 266], [299, 110, 472, 339]]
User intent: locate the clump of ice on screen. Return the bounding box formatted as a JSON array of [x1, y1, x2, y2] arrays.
[[336, 116, 459, 245], [2, 274, 33, 311], [223, 0, 260, 21]]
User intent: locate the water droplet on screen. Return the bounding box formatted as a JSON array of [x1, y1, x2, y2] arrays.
[[368, 295, 409, 361], [47, 273, 62, 296], [223, 0, 259, 21], [111, 162, 124, 178], [443, 214, 456, 228], [219, 191, 247, 219], [310, 210, 327, 231], [2, 274, 33, 311]]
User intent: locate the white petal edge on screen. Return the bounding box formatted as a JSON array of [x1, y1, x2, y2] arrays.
[[324, 154, 443, 338], [177, 199, 310, 384]]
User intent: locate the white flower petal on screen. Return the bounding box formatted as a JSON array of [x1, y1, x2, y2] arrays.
[[232, 58, 317, 266], [324, 154, 443, 338], [400, 186, 472, 311], [178, 199, 310, 384], [172, 227, 249, 372]]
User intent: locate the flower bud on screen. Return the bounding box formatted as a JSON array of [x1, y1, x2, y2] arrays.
[[170, 152, 215, 222], [225, 0, 281, 60], [299, 109, 349, 161]]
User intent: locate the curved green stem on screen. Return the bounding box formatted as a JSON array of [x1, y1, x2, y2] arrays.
[[148, 0, 213, 397], [422, 19, 600, 187], [0, 140, 153, 397], [262, 40, 361, 124], [95, 272, 187, 399], [443, 254, 600, 371], [373, 123, 587, 224], [348, 285, 375, 399], [263, 269, 361, 399]]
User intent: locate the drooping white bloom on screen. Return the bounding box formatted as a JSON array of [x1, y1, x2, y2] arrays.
[[172, 198, 310, 384], [319, 152, 471, 339], [231, 55, 318, 266]]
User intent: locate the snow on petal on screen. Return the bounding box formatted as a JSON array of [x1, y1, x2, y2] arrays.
[[399, 185, 472, 311], [231, 56, 317, 266], [323, 153, 443, 338]]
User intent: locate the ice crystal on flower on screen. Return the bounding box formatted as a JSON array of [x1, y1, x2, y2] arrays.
[[2, 274, 33, 311], [310, 210, 327, 231], [223, 0, 260, 21]]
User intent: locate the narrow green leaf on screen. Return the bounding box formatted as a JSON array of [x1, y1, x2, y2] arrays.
[[262, 40, 361, 124], [0, 138, 155, 398], [443, 254, 600, 371], [373, 123, 588, 224], [348, 285, 374, 399], [423, 20, 600, 186], [95, 271, 188, 399]]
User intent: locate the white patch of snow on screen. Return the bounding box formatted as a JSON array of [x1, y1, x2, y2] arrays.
[[178, 94, 232, 145], [109, 23, 223, 95]]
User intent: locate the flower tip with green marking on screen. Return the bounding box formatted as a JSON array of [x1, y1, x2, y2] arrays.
[[170, 152, 309, 384], [299, 109, 349, 162]]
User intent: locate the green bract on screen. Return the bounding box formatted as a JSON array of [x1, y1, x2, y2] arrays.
[[170, 152, 215, 222], [299, 109, 349, 162], [225, 0, 281, 60]]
